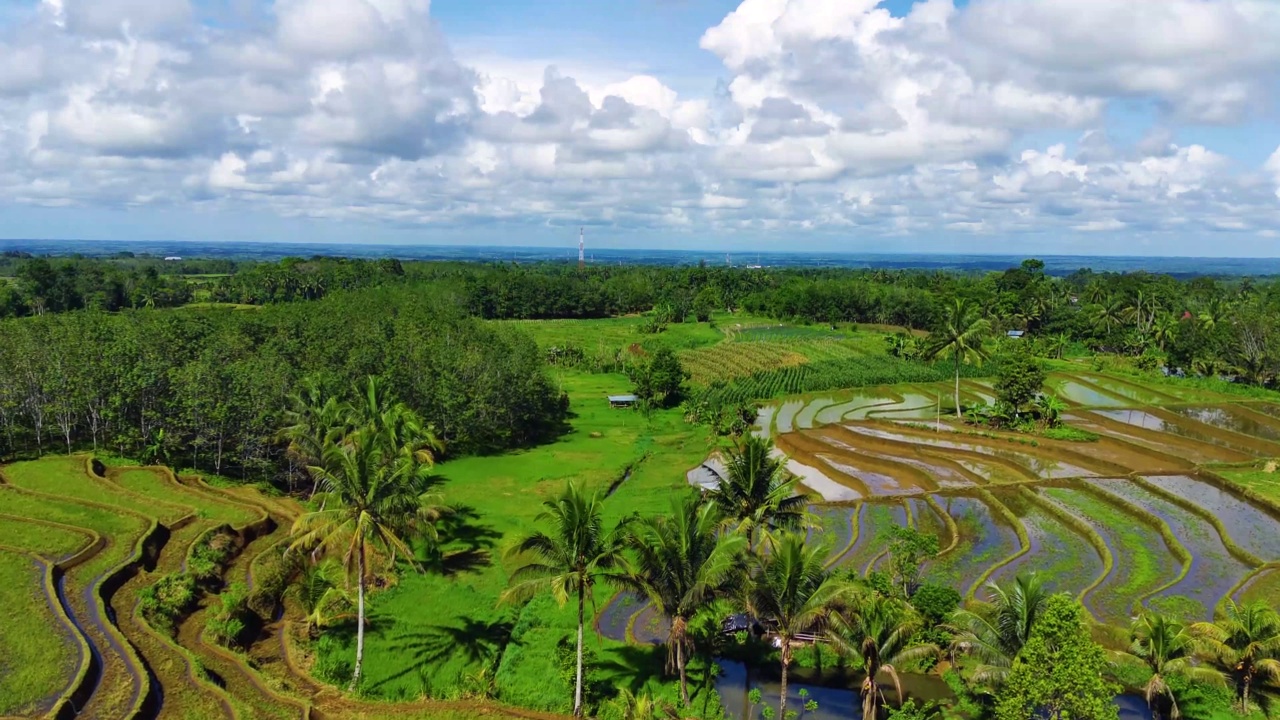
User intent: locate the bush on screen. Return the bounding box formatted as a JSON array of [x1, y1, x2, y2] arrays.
[[313, 634, 353, 685], [1039, 426, 1099, 442], [189, 527, 238, 582], [911, 583, 960, 625], [139, 573, 198, 634], [205, 582, 252, 648]]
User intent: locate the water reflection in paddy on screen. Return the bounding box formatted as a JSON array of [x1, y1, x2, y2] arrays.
[[1146, 475, 1280, 561], [839, 426, 1095, 479], [1170, 406, 1280, 443], [929, 495, 1022, 593]]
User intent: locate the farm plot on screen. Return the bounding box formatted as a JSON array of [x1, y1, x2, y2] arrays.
[[834, 501, 907, 576], [985, 489, 1104, 598], [928, 495, 1022, 595], [1096, 479, 1255, 620], [1070, 373, 1184, 405], [1041, 486, 1182, 625], [1143, 475, 1280, 563], [0, 550, 81, 717], [681, 342, 807, 385], [1046, 374, 1132, 407], [109, 466, 261, 528], [1169, 405, 1280, 444], [1237, 567, 1280, 606], [1096, 409, 1278, 458], [809, 506, 858, 566], [1068, 411, 1244, 466]]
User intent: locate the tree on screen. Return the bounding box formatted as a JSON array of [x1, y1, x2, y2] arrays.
[[629, 347, 689, 409], [994, 595, 1119, 720], [923, 299, 992, 419], [885, 526, 940, 599], [287, 386, 447, 692], [621, 493, 745, 705], [829, 593, 939, 720], [994, 344, 1047, 418], [280, 377, 346, 494], [289, 559, 353, 637], [949, 572, 1050, 690], [1033, 394, 1068, 428], [1191, 599, 1280, 714], [502, 482, 633, 717], [705, 435, 812, 552], [1123, 612, 1225, 720], [746, 532, 853, 719]]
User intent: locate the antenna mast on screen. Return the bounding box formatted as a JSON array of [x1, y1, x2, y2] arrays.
[[578, 227, 585, 269]]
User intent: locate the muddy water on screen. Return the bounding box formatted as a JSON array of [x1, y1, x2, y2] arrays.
[[819, 456, 928, 496], [1097, 410, 1269, 457], [1075, 374, 1181, 405], [908, 498, 948, 544], [930, 495, 1022, 593], [1042, 487, 1181, 625], [775, 400, 806, 434], [1170, 406, 1280, 443], [836, 502, 907, 575], [1069, 413, 1240, 466], [860, 392, 938, 420], [754, 406, 776, 438], [1144, 475, 1280, 562], [596, 591, 644, 642], [951, 458, 1027, 485], [1048, 376, 1131, 407], [796, 398, 839, 430], [987, 490, 1104, 596], [814, 393, 897, 426], [1096, 479, 1253, 619], [838, 425, 1095, 479]]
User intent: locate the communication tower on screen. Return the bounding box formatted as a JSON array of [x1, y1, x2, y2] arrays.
[[578, 227, 585, 269]]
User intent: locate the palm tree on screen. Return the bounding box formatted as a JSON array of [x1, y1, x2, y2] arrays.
[[923, 299, 992, 419], [502, 483, 632, 717], [1124, 612, 1225, 720], [345, 376, 444, 465], [621, 493, 746, 705], [288, 419, 447, 691], [948, 572, 1050, 690], [746, 532, 853, 718], [705, 435, 813, 552], [830, 593, 939, 720], [1191, 600, 1280, 714], [289, 558, 353, 636], [280, 377, 345, 494]]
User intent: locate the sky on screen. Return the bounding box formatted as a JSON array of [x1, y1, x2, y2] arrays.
[[1, 0, 1279, 256]]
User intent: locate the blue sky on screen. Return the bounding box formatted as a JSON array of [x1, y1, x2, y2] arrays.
[[1, 0, 1279, 256]]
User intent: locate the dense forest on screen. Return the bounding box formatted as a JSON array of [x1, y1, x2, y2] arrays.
[[0, 286, 566, 480]]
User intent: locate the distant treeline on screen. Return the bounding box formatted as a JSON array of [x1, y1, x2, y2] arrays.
[[0, 287, 567, 481]]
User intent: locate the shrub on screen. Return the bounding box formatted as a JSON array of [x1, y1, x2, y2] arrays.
[[205, 582, 252, 648], [139, 573, 198, 634], [1039, 426, 1099, 443]]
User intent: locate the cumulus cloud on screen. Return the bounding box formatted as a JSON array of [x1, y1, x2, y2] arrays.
[[1, 0, 1278, 246]]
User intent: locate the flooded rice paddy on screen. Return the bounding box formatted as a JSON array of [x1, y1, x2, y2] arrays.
[[674, 372, 1280, 638]]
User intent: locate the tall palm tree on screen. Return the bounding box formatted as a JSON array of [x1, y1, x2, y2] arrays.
[[923, 299, 992, 419], [746, 532, 853, 718], [705, 435, 813, 552], [948, 572, 1050, 690], [502, 483, 632, 717], [829, 594, 939, 720], [1191, 600, 1280, 714], [288, 420, 447, 691], [1124, 612, 1225, 720], [345, 376, 444, 465], [621, 493, 746, 705], [289, 558, 353, 636]]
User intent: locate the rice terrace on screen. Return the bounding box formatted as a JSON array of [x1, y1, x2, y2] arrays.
[[2, 253, 1280, 720]]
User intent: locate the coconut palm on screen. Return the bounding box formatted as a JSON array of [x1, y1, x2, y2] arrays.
[[289, 558, 353, 636], [621, 493, 746, 705], [746, 532, 854, 718], [923, 299, 992, 419], [279, 378, 345, 494], [829, 594, 939, 720], [288, 419, 448, 692], [705, 435, 813, 552], [344, 376, 444, 465], [1124, 612, 1225, 720], [502, 483, 633, 717], [948, 572, 1050, 690], [1191, 600, 1280, 714]]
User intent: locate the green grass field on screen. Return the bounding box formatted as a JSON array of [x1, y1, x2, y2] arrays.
[[0, 550, 80, 716]]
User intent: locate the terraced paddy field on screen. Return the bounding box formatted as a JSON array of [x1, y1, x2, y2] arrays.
[[743, 370, 1280, 627]]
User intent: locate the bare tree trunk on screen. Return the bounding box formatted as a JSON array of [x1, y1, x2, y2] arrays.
[[954, 357, 962, 420], [677, 626, 688, 706], [574, 582, 585, 717], [779, 638, 791, 718], [350, 548, 365, 693]]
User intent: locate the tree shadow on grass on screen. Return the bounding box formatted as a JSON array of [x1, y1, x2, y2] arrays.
[[416, 502, 502, 577], [365, 617, 515, 694]]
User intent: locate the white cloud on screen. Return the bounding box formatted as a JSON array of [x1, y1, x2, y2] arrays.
[[0, 0, 1277, 246]]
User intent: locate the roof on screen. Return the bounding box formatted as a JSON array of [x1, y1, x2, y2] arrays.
[[1006, 330, 1025, 337], [608, 394, 639, 402]]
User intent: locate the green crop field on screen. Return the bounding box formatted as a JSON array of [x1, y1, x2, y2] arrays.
[[0, 550, 79, 716]]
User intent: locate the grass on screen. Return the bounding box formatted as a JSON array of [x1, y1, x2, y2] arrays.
[[109, 466, 260, 527], [311, 369, 715, 711], [1214, 464, 1280, 507], [0, 516, 93, 560], [498, 315, 725, 355], [0, 550, 79, 716], [3, 456, 191, 525]]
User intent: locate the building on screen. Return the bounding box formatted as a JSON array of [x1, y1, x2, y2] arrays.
[[608, 394, 638, 408], [1006, 330, 1025, 339], [164, 256, 183, 261]]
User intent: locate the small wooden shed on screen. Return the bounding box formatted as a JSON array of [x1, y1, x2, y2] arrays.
[[608, 394, 639, 408]]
